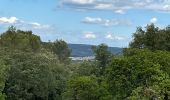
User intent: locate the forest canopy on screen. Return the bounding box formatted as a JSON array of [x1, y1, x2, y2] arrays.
[[1, 25, 170, 100]]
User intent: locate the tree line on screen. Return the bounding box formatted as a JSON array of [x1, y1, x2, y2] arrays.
[[1, 24, 170, 100]]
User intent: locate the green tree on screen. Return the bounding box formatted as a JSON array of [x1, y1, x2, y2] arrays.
[[144, 24, 159, 50], [92, 44, 111, 75], [3, 50, 68, 100], [75, 61, 99, 76], [107, 48, 170, 99], [0, 60, 9, 100], [0, 26, 17, 48], [0, 26, 41, 51], [129, 27, 145, 48], [64, 76, 100, 100], [129, 24, 166, 51], [0, 27, 73, 100], [52, 40, 71, 64]]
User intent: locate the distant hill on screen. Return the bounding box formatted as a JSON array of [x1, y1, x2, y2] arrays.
[[68, 44, 122, 57]]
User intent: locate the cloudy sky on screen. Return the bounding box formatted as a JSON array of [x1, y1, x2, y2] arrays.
[[1, 0, 170, 47]]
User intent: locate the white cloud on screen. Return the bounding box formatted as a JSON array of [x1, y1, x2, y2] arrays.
[[94, 3, 113, 10], [83, 17, 102, 23], [150, 17, 158, 23], [0, 17, 18, 24], [63, 0, 95, 5], [105, 33, 125, 41], [114, 9, 126, 14], [105, 34, 113, 39], [29, 22, 50, 29], [30, 22, 41, 26], [82, 17, 132, 27], [163, 4, 170, 10], [84, 32, 96, 39], [60, 0, 170, 13], [0, 16, 50, 30]]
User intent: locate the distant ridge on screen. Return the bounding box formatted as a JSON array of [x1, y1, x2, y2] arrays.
[[68, 44, 122, 57]]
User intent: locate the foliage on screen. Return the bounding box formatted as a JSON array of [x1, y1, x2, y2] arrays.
[[74, 61, 99, 76], [2, 50, 68, 100], [0, 26, 41, 52], [130, 24, 170, 51], [107, 48, 170, 99], [63, 76, 100, 100], [52, 40, 71, 64], [2, 25, 170, 100], [92, 43, 111, 75], [0, 58, 9, 100]]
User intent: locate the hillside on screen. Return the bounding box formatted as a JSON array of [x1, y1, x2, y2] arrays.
[[68, 44, 122, 57]]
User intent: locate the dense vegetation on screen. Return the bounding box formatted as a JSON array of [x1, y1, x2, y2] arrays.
[[1, 24, 170, 100]]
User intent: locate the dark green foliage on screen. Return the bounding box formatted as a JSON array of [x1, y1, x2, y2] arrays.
[[92, 44, 111, 75], [0, 58, 9, 100], [2, 50, 68, 100], [2, 25, 170, 100], [130, 24, 170, 51], [51, 40, 71, 64], [129, 27, 145, 48], [0, 27, 71, 100]]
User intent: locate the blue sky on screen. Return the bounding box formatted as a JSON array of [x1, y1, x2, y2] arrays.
[[1, 0, 170, 47]]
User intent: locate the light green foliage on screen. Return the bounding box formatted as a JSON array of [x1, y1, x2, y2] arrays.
[[66, 61, 112, 100], [128, 86, 161, 100], [123, 48, 170, 75], [75, 61, 99, 76], [63, 76, 100, 100], [107, 48, 170, 99], [128, 79, 170, 100]]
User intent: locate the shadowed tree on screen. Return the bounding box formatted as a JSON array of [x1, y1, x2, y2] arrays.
[[92, 43, 111, 75], [52, 40, 71, 64]]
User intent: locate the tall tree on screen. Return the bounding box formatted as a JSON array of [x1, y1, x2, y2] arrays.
[[92, 44, 111, 75], [144, 24, 159, 50], [0, 26, 41, 51], [52, 40, 71, 63], [129, 24, 166, 51], [129, 27, 145, 48]]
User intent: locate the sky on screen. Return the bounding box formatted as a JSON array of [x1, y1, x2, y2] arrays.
[[1, 0, 170, 47]]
